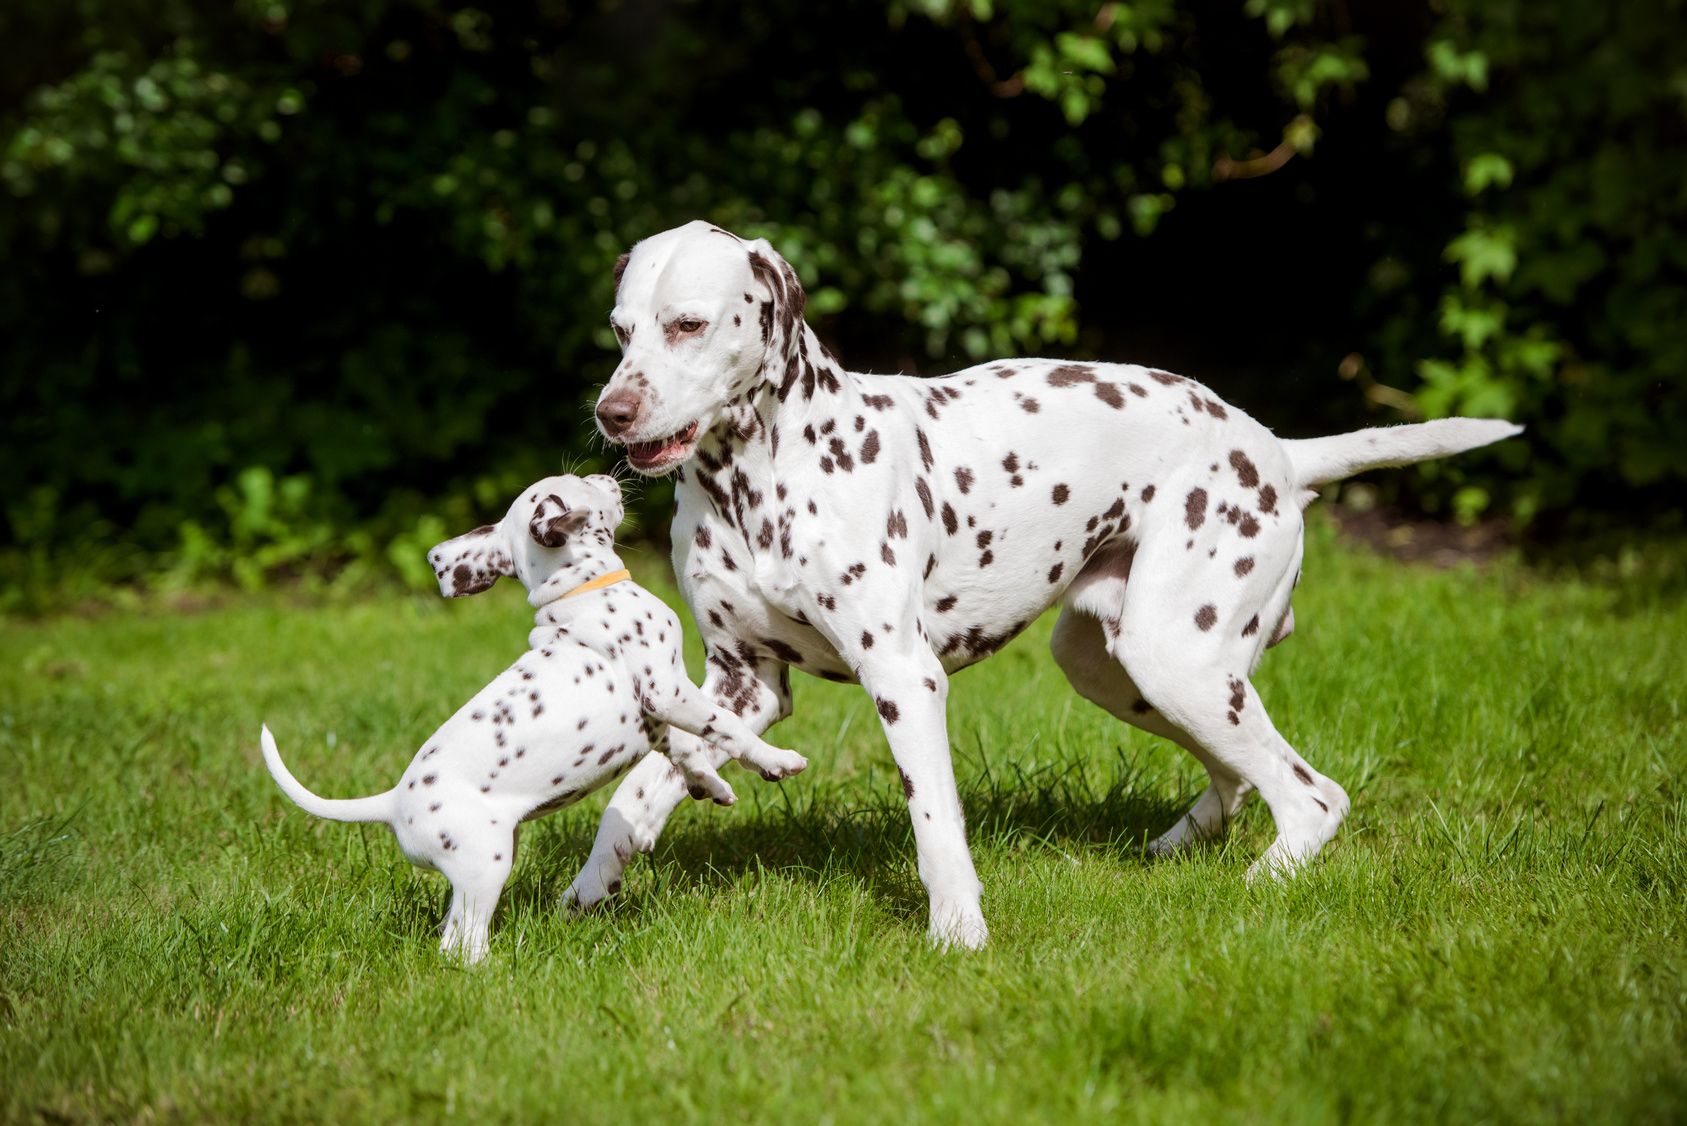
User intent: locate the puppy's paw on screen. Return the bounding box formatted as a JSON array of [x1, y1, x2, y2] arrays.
[[679, 757, 737, 806], [563, 870, 623, 914], [746, 744, 808, 782]]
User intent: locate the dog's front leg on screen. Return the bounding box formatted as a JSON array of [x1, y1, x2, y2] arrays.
[[564, 654, 791, 913], [855, 650, 987, 950]]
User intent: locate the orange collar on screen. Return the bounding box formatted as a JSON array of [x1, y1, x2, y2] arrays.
[[560, 568, 632, 599]]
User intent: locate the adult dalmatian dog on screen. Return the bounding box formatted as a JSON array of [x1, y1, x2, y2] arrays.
[[565, 219, 1520, 948]]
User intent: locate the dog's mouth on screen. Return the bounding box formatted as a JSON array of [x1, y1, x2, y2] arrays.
[[624, 421, 700, 474]]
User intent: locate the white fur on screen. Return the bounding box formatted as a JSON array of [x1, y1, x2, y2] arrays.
[[261, 473, 805, 963], [570, 221, 1521, 948]]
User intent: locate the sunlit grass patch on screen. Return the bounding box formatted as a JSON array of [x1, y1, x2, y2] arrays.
[[2, 528, 1683, 1122]]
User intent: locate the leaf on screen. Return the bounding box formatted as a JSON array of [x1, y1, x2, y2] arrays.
[[1463, 153, 1514, 195], [1445, 226, 1518, 289]]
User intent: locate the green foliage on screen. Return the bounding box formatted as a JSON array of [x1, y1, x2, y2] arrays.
[[1404, 0, 1687, 524], [0, 0, 1680, 593]]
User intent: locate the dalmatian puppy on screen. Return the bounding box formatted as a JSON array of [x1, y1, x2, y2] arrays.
[[564, 220, 1523, 950], [260, 472, 807, 963]]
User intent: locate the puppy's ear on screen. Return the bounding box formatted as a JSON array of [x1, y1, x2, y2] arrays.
[[428, 525, 515, 598], [529, 494, 590, 547], [612, 251, 631, 291], [746, 239, 807, 358]]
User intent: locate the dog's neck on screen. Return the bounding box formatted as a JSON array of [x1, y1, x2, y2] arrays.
[[526, 539, 629, 614], [681, 322, 852, 528]]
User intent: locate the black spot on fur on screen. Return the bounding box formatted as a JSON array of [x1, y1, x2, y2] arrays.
[[1047, 364, 1094, 387], [1229, 449, 1260, 488], [1185, 488, 1208, 531]]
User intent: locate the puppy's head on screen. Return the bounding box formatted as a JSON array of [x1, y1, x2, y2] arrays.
[[594, 220, 808, 476], [428, 474, 625, 599]]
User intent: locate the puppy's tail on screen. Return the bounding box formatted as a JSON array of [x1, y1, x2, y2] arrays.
[[1283, 418, 1523, 490], [260, 724, 395, 824]]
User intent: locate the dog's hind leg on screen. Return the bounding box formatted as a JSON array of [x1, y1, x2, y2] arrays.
[[1050, 607, 1252, 853], [1102, 517, 1347, 877], [437, 833, 515, 964]]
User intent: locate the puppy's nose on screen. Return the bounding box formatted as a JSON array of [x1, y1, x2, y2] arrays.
[[596, 391, 643, 439]]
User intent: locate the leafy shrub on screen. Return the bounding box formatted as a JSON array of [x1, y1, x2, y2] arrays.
[[0, 0, 1678, 601]]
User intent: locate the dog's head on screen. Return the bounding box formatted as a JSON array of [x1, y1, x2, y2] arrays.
[[594, 220, 807, 475], [427, 474, 625, 598]]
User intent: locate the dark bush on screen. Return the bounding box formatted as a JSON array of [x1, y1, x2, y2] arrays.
[[1, 0, 1680, 600]]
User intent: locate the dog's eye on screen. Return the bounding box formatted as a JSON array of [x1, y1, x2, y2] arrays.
[[611, 322, 630, 346], [664, 317, 708, 346]]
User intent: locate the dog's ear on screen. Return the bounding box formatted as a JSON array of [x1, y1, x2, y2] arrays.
[[746, 239, 806, 358], [612, 251, 630, 291], [529, 494, 590, 547], [428, 525, 515, 598]]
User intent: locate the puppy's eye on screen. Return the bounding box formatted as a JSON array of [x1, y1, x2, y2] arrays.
[[676, 317, 705, 333], [612, 323, 630, 346]]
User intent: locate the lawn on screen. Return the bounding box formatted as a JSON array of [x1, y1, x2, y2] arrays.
[[2, 519, 1683, 1123]]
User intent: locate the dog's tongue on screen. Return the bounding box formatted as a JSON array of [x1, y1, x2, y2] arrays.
[[627, 423, 697, 466], [628, 436, 681, 464]]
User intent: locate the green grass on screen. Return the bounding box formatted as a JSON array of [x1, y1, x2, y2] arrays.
[[2, 521, 1684, 1123]]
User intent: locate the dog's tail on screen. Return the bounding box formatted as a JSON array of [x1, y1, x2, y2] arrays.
[[1283, 418, 1522, 490], [260, 724, 395, 824]]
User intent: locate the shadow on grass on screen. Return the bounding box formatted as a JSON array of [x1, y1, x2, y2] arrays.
[[491, 748, 1195, 927]]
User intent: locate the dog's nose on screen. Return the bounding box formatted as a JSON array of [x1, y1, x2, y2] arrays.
[[596, 391, 643, 439]]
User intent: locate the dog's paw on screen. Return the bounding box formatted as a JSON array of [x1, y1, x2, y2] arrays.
[[439, 926, 492, 965], [1146, 816, 1199, 858], [927, 903, 989, 951], [748, 745, 808, 782]]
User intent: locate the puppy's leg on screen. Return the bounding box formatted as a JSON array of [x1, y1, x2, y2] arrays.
[[565, 656, 792, 913], [643, 673, 807, 782], [437, 830, 515, 965], [1050, 608, 1252, 853]]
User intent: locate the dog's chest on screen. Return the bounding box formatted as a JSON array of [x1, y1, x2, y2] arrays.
[[673, 491, 855, 678]]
